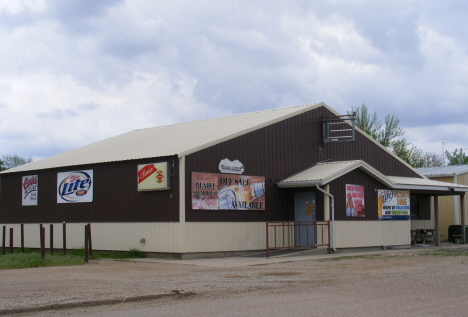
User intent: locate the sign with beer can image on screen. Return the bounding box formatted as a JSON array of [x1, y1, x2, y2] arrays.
[[192, 172, 265, 210], [346, 184, 365, 217], [377, 189, 410, 220]]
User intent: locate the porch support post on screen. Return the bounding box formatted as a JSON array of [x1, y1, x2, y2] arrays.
[[434, 195, 440, 246], [461, 194, 466, 244]]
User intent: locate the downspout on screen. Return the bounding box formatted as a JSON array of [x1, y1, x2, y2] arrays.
[[316, 184, 336, 251], [454, 173, 459, 225]]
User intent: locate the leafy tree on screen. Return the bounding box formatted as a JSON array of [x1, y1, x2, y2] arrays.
[[390, 139, 419, 166], [445, 148, 468, 166], [417, 152, 445, 168], [349, 104, 404, 148], [1, 154, 33, 170], [351, 104, 382, 141], [349, 104, 443, 168], [0, 158, 5, 171]]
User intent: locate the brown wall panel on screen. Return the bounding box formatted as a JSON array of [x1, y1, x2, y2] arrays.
[[329, 169, 391, 221], [185, 105, 417, 222], [0, 156, 179, 224]]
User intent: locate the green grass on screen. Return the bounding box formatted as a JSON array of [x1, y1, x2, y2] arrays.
[[419, 248, 468, 257], [0, 248, 144, 270], [65, 248, 144, 259], [0, 252, 85, 270]]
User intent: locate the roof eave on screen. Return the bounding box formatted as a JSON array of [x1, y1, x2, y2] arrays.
[[394, 184, 468, 192]]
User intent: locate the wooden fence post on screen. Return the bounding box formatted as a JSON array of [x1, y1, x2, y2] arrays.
[[84, 224, 89, 263], [63, 222, 66, 256], [88, 223, 92, 255], [21, 224, 24, 253], [50, 224, 54, 254], [9, 228, 13, 254], [2, 225, 5, 256], [40, 226, 45, 258]]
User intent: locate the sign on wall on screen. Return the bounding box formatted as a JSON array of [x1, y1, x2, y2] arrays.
[[218, 158, 244, 174], [378, 189, 410, 220], [138, 162, 170, 191], [346, 184, 365, 217], [57, 170, 93, 203], [192, 172, 265, 210], [22, 175, 38, 206]]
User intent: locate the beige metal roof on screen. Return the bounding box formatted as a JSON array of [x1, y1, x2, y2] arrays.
[[278, 160, 468, 193], [2, 103, 325, 174], [417, 165, 468, 177], [277, 160, 395, 188], [388, 176, 468, 192]]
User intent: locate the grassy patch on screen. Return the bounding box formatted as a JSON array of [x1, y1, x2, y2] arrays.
[[318, 254, 382, 262], [65, 248, 144, 260], [419, 248, 468, 257], [0, 252, 84, 270], [0, 248, 144, 270]]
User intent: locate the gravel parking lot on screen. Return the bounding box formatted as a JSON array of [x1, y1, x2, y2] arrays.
[[1, 244, 468, 316]]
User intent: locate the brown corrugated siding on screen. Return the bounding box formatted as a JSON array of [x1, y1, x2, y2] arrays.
[[0, 156, 179, 224], [329, 169, 391, 221], [185, 105, 418, 222]]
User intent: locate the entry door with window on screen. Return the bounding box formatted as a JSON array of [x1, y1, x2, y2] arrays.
[[294, 192, 316, 247]]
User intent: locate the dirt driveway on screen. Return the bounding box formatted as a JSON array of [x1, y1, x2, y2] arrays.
[[1, 245, 468, 315]]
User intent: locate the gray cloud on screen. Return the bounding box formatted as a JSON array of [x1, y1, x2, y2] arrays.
[[1, 0, 468, 159]]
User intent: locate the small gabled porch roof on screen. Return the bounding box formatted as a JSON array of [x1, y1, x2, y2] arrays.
[[277, 160, 468, 193]]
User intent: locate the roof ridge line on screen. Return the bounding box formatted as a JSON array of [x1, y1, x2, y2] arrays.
[[133, 103, 317, 132]]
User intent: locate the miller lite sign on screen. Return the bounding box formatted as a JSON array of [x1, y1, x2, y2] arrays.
[[22, 175, 38, 206], [57, 170, 93, 203], [137, 162, 169, 191]]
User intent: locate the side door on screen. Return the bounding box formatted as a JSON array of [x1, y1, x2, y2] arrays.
[[294, 192, 316, 247]]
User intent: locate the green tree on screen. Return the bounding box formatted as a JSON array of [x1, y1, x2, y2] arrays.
[[349, 104, 443, 168], [445, 148, 468, 166], [349, 104, 404, 148], [1, 154, 33, 170], [0, 158, 5, 171], [351, 104, 382, 141]]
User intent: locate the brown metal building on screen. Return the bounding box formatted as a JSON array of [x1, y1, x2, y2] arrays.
[[1, 103, 467, 257]]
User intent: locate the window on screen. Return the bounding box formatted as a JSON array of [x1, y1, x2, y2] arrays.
[[410, 196, 420, 220]]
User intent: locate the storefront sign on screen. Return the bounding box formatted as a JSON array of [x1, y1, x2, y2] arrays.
[[192, 172, 265, 210], [57, 170, 93, 203], [22, 175, 38, 206], [346, 184, 365, 217], [138, 162, 170, 191], [218, 158, 244, 174], [378, 189, 410, 220]]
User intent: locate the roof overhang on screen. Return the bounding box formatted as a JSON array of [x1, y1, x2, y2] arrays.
[[278, 160, 468, 194], [388, 176, 468, 193], [277, 160, 395, 188]]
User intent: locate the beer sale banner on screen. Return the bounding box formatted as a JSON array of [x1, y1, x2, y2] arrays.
[[378, 190, 410, 220], [346, 184, 365, 217], [192, 172, 265, 210]]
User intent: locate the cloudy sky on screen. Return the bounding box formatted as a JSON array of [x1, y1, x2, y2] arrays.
[[1, 0, 467, 161]]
